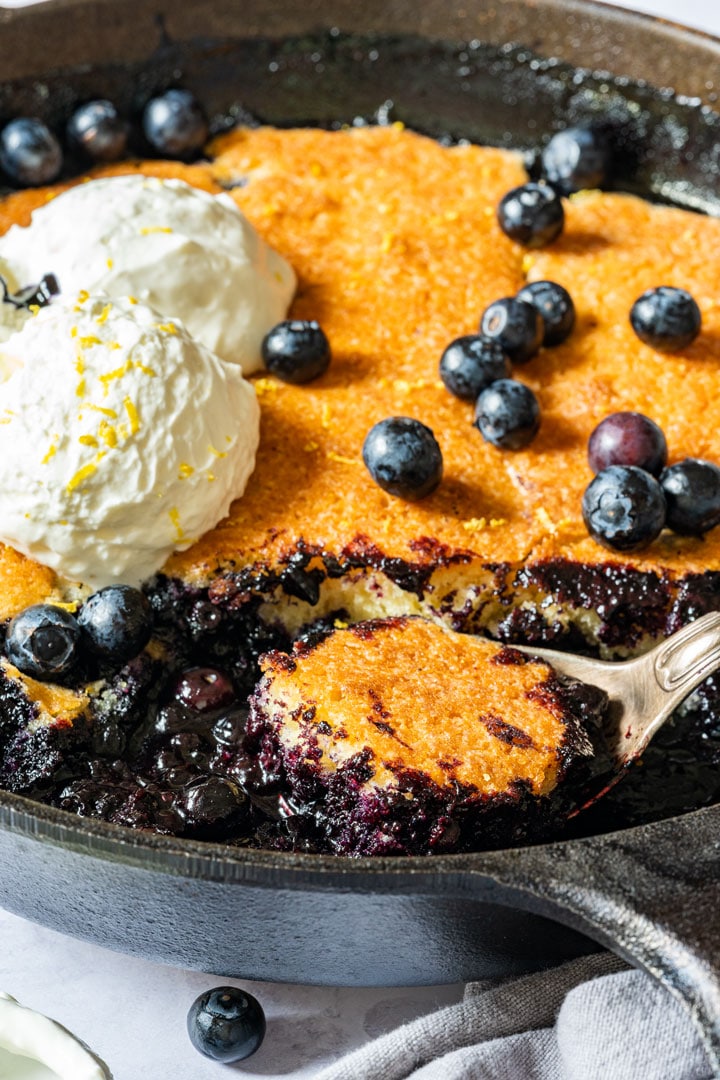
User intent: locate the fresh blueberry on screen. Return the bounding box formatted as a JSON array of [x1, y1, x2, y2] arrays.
[[142, 89, 208, 158], [473, 379, 541, 450], [362, 416, 443, 500], [630, 287, 701, 352], [188, 986, 266, 1063], [0, 118, 62, 187], [540, 125, 612, 195], [588, 412, 667, 477], [582, 465, 666, 551], [67, 100, 128, 162], [496, 183, 564, 248], [78, 585, 152, 663], [660, 458, 720, 535], [439, 335, 511, 400], [5, 604, 81, 680], [172, 667, 236, 713], [515, 280, 575, 346], [479, 298, 544, 364], [261, 320, 331, 384]]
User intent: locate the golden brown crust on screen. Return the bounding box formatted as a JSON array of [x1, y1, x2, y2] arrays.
[[176, 126, 720, 583], [1, 658, 88, 728], [258, 617, 575, 797], [1, 126, 719, 612]]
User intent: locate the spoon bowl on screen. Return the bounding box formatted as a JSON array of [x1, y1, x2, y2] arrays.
[[515, 611, 720, 811]]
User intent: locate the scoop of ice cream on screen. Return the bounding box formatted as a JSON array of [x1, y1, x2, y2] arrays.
[[0, 175, 296, 373], [0, 991, 109, 1080], [0, 292, 260, 587]]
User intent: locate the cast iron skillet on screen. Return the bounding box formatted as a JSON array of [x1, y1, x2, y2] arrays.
[[1, 0, 720, 1069]]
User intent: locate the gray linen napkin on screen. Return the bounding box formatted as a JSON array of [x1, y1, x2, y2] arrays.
[[316, 953, 715, 1079]]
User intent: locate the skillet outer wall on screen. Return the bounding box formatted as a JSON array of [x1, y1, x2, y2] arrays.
[[0, 0, 719, 1070]]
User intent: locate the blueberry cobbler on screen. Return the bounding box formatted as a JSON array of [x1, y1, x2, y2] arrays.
[[0, 95, 718, 855]]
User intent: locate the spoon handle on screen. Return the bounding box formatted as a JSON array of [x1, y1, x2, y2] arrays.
[[652, 610, 720, 703]]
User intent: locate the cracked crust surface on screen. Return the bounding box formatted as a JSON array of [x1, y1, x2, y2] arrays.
[[0, 126, 719, 620]]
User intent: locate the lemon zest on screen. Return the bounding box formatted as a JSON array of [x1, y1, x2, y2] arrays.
[[124, 397, 140, 435]]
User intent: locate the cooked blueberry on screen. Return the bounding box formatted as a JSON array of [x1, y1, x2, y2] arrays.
[[0, 118, 62, 187], [5, 604, 81, 680], [142, 89, 208, 158], [67, 100, 128, 162], [496, 183, 564, 248], [186, 600, 223, 639], [474, 379, 541, 450], [78, 585, 152, 663], [515, 280, 575, 346], [213, 708, 249, 747], [261, 320, 331, 384], [179, 776, 249, 837], [588, 412, 667, 477], [660, 458, 720, 535], [172, 667, 236, 712], [582, 465, 666, 551], [540, 125, 612, 195], [630, 287, 701, 352], [362, 416, 443, 500], [188, 986, 266, 1063], [479, 297, 544, 364], [439, 335, 511, 400]]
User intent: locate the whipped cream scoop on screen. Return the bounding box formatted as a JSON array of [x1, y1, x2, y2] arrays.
[[0, 991, 110, 1079], [0, 175, 296, 373], [0, 292, 260, 587]]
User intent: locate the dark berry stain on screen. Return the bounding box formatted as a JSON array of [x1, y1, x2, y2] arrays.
[[479, 712, 534, 748], [491, 646, 531, 666]]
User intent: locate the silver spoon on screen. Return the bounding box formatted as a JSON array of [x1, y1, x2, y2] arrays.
[[514, 610, 720, 812]]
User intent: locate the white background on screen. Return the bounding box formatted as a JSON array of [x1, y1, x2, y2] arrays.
[[0, 1, 719, 1078]]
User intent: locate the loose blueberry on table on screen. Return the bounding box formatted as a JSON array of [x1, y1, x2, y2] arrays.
[[439, 334, 511, 400], [629, 286, 701, 352], [479, 297, 544, 364], [587, 412, 668, 477], [496, 182, 565, 248], [261, 319, 332, 383], [473, 378, 541, 450], [582, 465, 667, 552], [515, 280, 575, 346], [362, 416, 443, 500], [187, 986, 266, 1063]]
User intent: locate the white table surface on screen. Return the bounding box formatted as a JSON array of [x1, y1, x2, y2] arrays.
[[0, 0, 719, 1077]]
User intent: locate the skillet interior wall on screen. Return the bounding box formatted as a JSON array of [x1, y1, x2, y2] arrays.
[[1, 1, 720, 211]]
